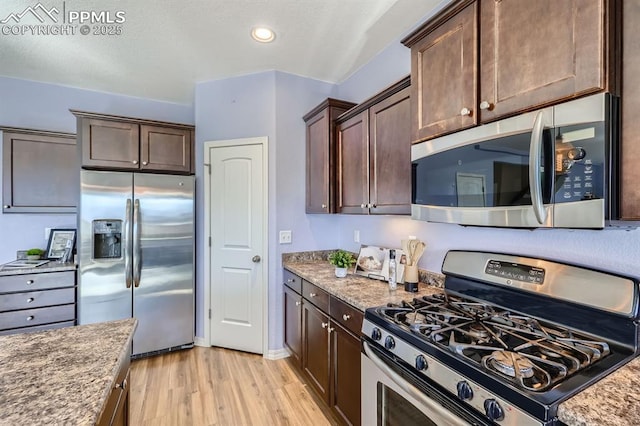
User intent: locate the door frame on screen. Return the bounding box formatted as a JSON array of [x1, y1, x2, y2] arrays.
[[203, 137, 269, 355]]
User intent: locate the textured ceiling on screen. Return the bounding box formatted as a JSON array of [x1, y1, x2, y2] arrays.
[[0, 0, 444, 104]]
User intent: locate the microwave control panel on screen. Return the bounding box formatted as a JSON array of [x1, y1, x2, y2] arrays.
[[485, 260, 545, 284]]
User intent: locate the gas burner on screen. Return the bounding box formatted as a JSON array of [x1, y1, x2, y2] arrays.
[[486, 351, 535, 379], [467, 323, 489, 340]]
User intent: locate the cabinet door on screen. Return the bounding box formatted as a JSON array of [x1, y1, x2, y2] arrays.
[[140, 125, 191, 173], [2, 130, 77, 213], [331, 321, 361, 426], [284, 286, 302, 368], [302, 302, 330, 403], [81, 119, 139, 170], [622, 0, 640, 220], [410, 2, 477, 142], [336, 111, 369, 214], [369, 87, 411, 215], [306, 108, 333, 214], [480, 0, 606, 122]]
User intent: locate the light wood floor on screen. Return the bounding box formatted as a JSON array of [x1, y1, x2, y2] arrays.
[[130, 346, 337, 426]]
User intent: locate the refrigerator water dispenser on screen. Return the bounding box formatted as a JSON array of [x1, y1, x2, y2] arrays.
[[93, 220, 122, 259]]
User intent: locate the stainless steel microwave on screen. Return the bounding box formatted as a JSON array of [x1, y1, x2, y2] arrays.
[[411, 93, 618, 228]]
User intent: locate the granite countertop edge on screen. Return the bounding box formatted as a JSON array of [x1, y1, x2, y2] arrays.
[[0, 261, 77, 276]]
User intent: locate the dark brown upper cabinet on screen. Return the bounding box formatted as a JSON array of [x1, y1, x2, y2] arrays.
[[403, 0, 616, 143], [2, 128, 77, 213], [336, 77, 411, 215], [72, 111, 194, 175], [303, 99, 356, 214]]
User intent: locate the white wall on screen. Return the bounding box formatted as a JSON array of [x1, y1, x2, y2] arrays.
[[0, 77, 193, 263]]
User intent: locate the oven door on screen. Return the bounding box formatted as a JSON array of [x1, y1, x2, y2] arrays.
[[362, 341, 489, 426]]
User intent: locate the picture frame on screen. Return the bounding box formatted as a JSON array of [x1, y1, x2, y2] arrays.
[[45, 228, 76, 260], [354, 244, 405, 283]]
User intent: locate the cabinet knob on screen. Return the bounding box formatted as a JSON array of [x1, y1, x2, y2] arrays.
[[142, 161, 148, 166], [27, 298, 34, 303], [286, 278, 294, 283], [321, 204, 327, 209], [360, 203, 366, 208], [342, 314, 351, 321], [371, 203, 377, 208], [115, 378, 128, 390], [479, 100, 492, 110], [3, 205, 9, 209], [328, 327, 335, 333], [295, 301, 301, 307], [132, 160, 138, 165], [321, 322, 328, 329], [460, 107, 472, 116], [26, 280, 34, 285], [309, 292, 317, 298], [26, 315, 34, 321]]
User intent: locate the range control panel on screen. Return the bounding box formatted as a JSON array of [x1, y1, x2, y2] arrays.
[[485, 260, 545, 284]]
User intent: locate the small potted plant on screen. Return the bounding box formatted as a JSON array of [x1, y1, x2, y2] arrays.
[[328, 249, 356, 278], [26, 248, 44, 261]]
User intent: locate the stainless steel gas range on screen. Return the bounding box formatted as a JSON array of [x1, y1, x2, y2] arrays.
[[361, 251, 639, 425]]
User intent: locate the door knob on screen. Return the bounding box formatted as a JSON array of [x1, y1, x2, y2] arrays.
[[252, 255, 261, 263]]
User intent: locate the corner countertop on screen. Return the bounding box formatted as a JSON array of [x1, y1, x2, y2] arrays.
[[0, 318, 137, 425], [0, 261, 76, 276], [283, 260, 444, 312]]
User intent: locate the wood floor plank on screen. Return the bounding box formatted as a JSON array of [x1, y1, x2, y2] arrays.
[[130, 346, 336, 426]]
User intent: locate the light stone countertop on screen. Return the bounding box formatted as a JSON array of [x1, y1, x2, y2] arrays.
[[0, 318, 137, 425], [283, 255, 640, 426], [283, 260, 444, 312], [0, 261, 76, 276]]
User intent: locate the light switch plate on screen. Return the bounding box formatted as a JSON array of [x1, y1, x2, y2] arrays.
[[279, 230, 292, 244], [354, 230, 360, 243]]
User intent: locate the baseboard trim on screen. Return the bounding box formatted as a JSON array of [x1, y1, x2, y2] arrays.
[[264, 348, 290, 360], [194, 336, 208, 347]]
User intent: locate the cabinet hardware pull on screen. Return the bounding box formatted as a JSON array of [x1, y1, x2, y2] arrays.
[[132, 160, 138, 165], [115, 378, 128, 390], [142, 161, 148, 166], [2, 205, 9, 209], [342, 314, 351, 321], [479, 101, 492, 110], [328, 327, 335, 333], [26, 280, 34, 285], [360, 203, 366, 208], [286, 278, 294, 283], [321, 204, 327, 209], [321, 322, 328, 329], [309, 292, 317, 298], [371, 204, 377, 208], [295, 301, 301, 307], [26, 316, 34, 321], [460, 107, 472, 116], [27, 298, 34, 303]]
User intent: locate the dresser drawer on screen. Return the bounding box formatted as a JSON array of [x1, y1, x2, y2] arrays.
[[330, 296, 363, 336], [0, 304, 75, 330], [302, 280, 329, 312], [0, 287, 75, 312], [0, 320, 75, 336], [0, 271, 75, 293], [283, 269, 302, 294]]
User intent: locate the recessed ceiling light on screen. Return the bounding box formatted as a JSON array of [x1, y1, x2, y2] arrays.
[[251, 26, 275, 43]]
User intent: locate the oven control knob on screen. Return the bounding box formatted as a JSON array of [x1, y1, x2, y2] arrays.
[[415, 355, 428, 371], [456, 381, 473, 401], [384, 336, 396, 350], [484, 399, 505, 422], [371, 327, 382, 341]]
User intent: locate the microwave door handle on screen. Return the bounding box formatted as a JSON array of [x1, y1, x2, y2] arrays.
[[124, 199, 133, 289], [529, 110, 547, 224], [133, 199, 141, 287], [363, 342, 468, 425]]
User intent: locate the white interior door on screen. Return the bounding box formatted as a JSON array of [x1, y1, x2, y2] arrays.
[[207, 139, 266, 354]]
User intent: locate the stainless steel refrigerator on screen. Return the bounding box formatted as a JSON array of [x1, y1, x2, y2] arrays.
[[78, 170, 194, 356]]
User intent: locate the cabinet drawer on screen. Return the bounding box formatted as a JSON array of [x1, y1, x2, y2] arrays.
[[0, 304, 75, 331], [0, 320, 75, 336], [0, 287, 75, 312], [330, 296, 363, 336], [283, 269, 302, 294], [0, 271, 75, 293], [302, 280, 329, 312]]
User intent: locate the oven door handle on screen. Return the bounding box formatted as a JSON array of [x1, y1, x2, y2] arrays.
[[529, 110, 547, 224], [363, 341, 469, 425]]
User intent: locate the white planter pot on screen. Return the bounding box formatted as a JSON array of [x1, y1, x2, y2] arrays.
[[335, 267, 348, 278]]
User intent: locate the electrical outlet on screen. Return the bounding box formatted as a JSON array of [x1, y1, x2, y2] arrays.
[[279, 230, 292, 244], [353, 230, 360, 243]]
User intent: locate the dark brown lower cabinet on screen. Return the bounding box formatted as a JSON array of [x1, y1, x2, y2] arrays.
[[284, 269, 362, 425], [97, 346, 131, 426]]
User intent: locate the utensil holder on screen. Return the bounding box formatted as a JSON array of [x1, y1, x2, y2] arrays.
[[404, 264, 419, 284]]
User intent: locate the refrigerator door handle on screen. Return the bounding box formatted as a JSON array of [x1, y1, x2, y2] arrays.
[[133, 198, 142, 287], [124, 199, 133, 289]]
